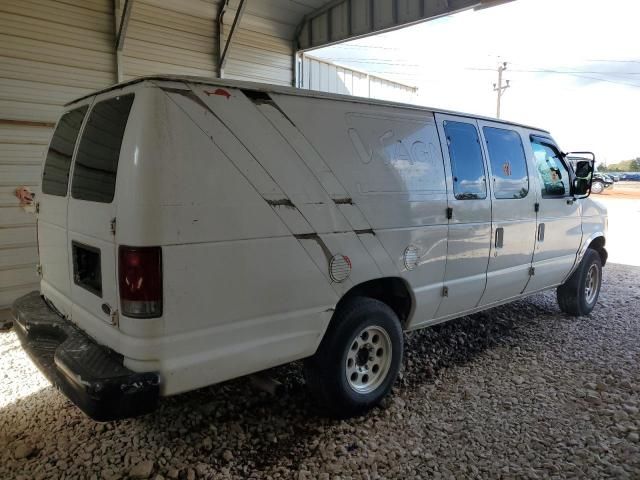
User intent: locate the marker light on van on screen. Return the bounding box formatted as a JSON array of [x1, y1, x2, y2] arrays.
[[119, 246, 163, 318]]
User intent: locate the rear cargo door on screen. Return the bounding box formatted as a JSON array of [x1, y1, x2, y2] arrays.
[[67, 94, 135, 326], [38, 102, 90, 317]]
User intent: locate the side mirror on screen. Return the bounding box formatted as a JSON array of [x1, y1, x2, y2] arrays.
[[572, 159, 594, 197]]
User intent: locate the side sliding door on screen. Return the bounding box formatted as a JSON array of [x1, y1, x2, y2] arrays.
[[434, 114, 491, 318], [476, 122, 537, 306]]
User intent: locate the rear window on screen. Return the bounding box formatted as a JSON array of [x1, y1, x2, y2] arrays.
[[71, 94, 134, 203], [42, 106, 88, 196]]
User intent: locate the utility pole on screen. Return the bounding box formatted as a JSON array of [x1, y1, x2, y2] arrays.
[[493, 62, 510, 119]]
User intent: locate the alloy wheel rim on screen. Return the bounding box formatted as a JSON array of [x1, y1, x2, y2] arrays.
[[585, 264, 600, 305], [345, 326, 392, 394]]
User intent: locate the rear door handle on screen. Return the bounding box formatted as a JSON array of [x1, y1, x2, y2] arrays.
[[495, 227, 504, 248], [537, 223, 545, 242]]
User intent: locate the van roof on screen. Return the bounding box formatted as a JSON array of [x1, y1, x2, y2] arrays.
[[66, 75, 550, 134]]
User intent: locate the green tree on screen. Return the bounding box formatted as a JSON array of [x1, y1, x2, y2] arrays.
[[631, 158, 640, 172]]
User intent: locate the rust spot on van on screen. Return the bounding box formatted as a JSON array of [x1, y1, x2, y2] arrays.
[[333, 197, 353, 205], [266, 199, 296, 209]]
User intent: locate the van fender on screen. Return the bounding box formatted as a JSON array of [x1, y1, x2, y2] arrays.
[[563, 232, 606, 283]]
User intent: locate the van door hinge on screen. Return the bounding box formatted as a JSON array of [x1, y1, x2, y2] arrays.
[[534, 202, 540, 213], [36, 264, 42, 277], [446, 207, 453, 220], [529, 267, 536, 276], [35, 201, 40, 214], [442, 286, 449, 297], [110, 218, 116, 235]]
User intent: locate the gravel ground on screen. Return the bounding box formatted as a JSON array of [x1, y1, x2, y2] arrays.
[[1, 263, 639, 480]]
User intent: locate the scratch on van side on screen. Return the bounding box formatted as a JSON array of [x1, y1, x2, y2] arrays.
[[294, 233, 333, 263], [266, 198, 296, 209], [161, 87, 211, 112]]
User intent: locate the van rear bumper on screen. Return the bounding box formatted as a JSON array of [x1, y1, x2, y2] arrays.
[[12, 291, 159, 421]]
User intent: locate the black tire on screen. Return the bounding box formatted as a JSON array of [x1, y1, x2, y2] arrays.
[[591, 180, 605, 194], [557, 248, 602, 316], [304, 296, 403, 418]]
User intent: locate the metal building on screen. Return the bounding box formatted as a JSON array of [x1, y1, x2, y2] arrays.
[[300, 54, 417, 103], [0, 0, 512, 319]]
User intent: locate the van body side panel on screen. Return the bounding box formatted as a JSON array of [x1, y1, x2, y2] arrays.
[[113, 85, 340, 393], [158, 237, 336, 394], [193, 87, 353, 235], [268, 93, 449, 325], [116, 88, 292, 247]]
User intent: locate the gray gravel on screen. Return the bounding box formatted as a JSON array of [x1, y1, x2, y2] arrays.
[[1, 262, 639, 479]]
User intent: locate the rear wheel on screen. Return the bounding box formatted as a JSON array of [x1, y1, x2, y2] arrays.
[[591, 180, 605, 194], [557, 248, 602, 316], [304, 297, 403, 418]]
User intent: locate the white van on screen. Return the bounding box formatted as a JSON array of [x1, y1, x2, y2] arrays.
[[13, 76, 607, 421]]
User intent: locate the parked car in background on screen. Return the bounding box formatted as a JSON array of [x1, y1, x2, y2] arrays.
[[590, 173, 614, 194], [621, 173, 640, 182]]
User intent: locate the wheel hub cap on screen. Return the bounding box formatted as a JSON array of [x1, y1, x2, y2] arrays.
[[346, 326, 392, 394], [585, 264, 599, 304]]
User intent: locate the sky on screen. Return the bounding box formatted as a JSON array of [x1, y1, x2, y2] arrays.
[[310, 0, 640, 165]]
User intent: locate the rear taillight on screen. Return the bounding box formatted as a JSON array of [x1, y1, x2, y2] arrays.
[[118, 246, 162, 318]]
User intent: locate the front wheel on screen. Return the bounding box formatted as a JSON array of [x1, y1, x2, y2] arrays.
[[557, 248, 602, 316], [304, 297, 403, 418]]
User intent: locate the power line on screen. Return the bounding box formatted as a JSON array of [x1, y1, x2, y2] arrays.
[[588, 59, 640, 64], [467, 67, 640, 88], [317, 57, 640, 75]]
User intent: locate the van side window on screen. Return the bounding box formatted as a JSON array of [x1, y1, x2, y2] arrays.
[[483, 127, 529, 199], [443, 121, 487, 200], [530, 138, 570, 197], [42, 106, 88, 196], [71, 95, 134, 203]]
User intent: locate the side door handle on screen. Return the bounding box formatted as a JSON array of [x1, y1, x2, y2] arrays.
[[495, 227, 504, 248], [537, 223, 545, 242]]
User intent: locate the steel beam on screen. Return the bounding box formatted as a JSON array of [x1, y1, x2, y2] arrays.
[[218, 0, 247, 78], [115, 0, 133, 51]]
